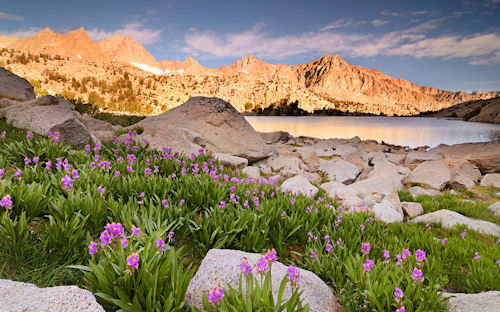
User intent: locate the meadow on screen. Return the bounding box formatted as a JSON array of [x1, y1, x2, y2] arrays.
[[0, 118, 499, 311]]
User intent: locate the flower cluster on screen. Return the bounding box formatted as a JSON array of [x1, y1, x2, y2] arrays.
[[411, 268, 425, 284], [61, 175, 73, 192], [239, 258, 252, 275], [363, 258, 374, 272], [0, 194, 13, 210], [207, 286, 224, 306], [286, 265, 300, 288]]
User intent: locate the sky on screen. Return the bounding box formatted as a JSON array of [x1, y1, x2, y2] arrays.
[[1, 0, 500, 92]]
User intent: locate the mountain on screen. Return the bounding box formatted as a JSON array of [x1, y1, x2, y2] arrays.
[[98, 34, 157, 66], [10, 28, 107, 62], [1, 27, 499, 116]]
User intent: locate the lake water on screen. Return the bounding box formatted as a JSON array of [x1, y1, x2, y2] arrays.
[[245, 116, 500, 148]]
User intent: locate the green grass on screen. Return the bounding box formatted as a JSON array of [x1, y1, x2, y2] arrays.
[[398, 191, 500, 224], [0, 123, 499, 311]]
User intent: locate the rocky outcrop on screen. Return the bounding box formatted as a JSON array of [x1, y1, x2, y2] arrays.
[[468, 98, 500, 123], [0, 67, 36, 101], [443, 291, 500, 312], [429, 141, 500, 174], [134, 97, 271, 163], [1, 94, 91, 147], [0, 279, 104, 312], [405, 161, 451, 190], [185, 249, 340, 312], [410, 209, 500, 236], [408, 186, 443, 197]]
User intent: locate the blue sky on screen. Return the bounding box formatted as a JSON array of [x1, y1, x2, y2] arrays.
[[1, 0, 499, 92]]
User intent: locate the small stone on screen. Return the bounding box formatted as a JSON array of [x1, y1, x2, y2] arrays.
[[214, 153, 248, 167], [401, 202, 424, 218]]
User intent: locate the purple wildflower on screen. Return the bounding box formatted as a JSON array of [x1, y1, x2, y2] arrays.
[[256, 256, 270, 274], [363, 259, 374, 272], [0, 194, 13, 210], [131, 225, 141, 237], [461, 231, 466, 240], [415, 249, 427, 266], [207, 286, 224, 306], [156, 238, 166, 251], [310, 251, 317, 259], [396, 307, 406, 312], [99, 230, 112, 246], [411, 268, 425, 284], [474, 252, 481, 260], [97, 186, 105, 196], [126, 252, 139, 270], [360, 224, 365, 231], [361, 242, 371, 255], [383, 250, 390, 264], [265, 249, 278, 263], [286, 265, 300, 287], [26, 131, 33, 139], [239, 258, 252, 275], [394, 287, 404, 303], [88, 241, 98, 256], [61, 175, 73, 191]]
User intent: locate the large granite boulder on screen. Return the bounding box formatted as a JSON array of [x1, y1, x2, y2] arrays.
[[405, 161, 451, 190], [0, 279, 104, 312], [480, 173, 500, 188], [429, 141, 500, 174], [346, 172, 403, 198], [281, 175, 318, 197], [372, 199, 404, 223], [134, 97, 271, 163], [443, 291, 500, 312], [409, 209, 500, 236], [0, 68, 36, 101], [185, 249, 340, 312], [1, 95, 91, 147], [319, 158, 360, 184]]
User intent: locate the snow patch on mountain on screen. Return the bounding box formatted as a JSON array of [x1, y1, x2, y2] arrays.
[[131, 62, 164, 75]]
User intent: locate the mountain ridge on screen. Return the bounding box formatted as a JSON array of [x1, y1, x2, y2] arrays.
[[1, 27, 499, 116]]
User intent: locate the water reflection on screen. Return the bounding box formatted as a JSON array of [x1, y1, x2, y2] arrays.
[[245, 116, 500, 148]]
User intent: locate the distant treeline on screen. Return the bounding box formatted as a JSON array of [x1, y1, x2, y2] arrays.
[[248, 100, 381, 117]]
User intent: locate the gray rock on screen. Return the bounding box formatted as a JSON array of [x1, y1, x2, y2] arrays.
[[401, 202, 424, 218], [450, 162, 482, 182], [408, 186, 443, 197], [449, 175, 476, 190], [386, 153, 406, 165], [185, 249, 340, 312], [372, 200, 404, 223], [0, 68, 36, 101], [75, 112, 115, 142], [480, 173, 500, 188], [242, 166, 261, 180], [214, 153, 248, 167], [488, 202, 500, 217], [138, 126, 206, 156], [268, 156, 303, 174], [0, 279, 104, 312], [3, 96, 91, 147], [404, 151, 442, 164], [429, 141, 500, 174], [319, 158, 360, 184], [281, 175, 318, 197], [135, 97, 271, 163], [405, 161, 451, 190], [332, 144, 358, 158], [298, 148, 320, 170], [346, 172, 403, 198], [442, 291, 500, 312], [259, 131, 292, 143], [409, 209, 500, 236]]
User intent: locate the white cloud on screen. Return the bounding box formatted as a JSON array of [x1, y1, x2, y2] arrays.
[[0, 10, 24, 22], [0, 27, 42, 38], [321, 18, 353, 31], [182, 20, 500, 65], [87, 22, 162, 45], [371, 19, 389, 26]]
